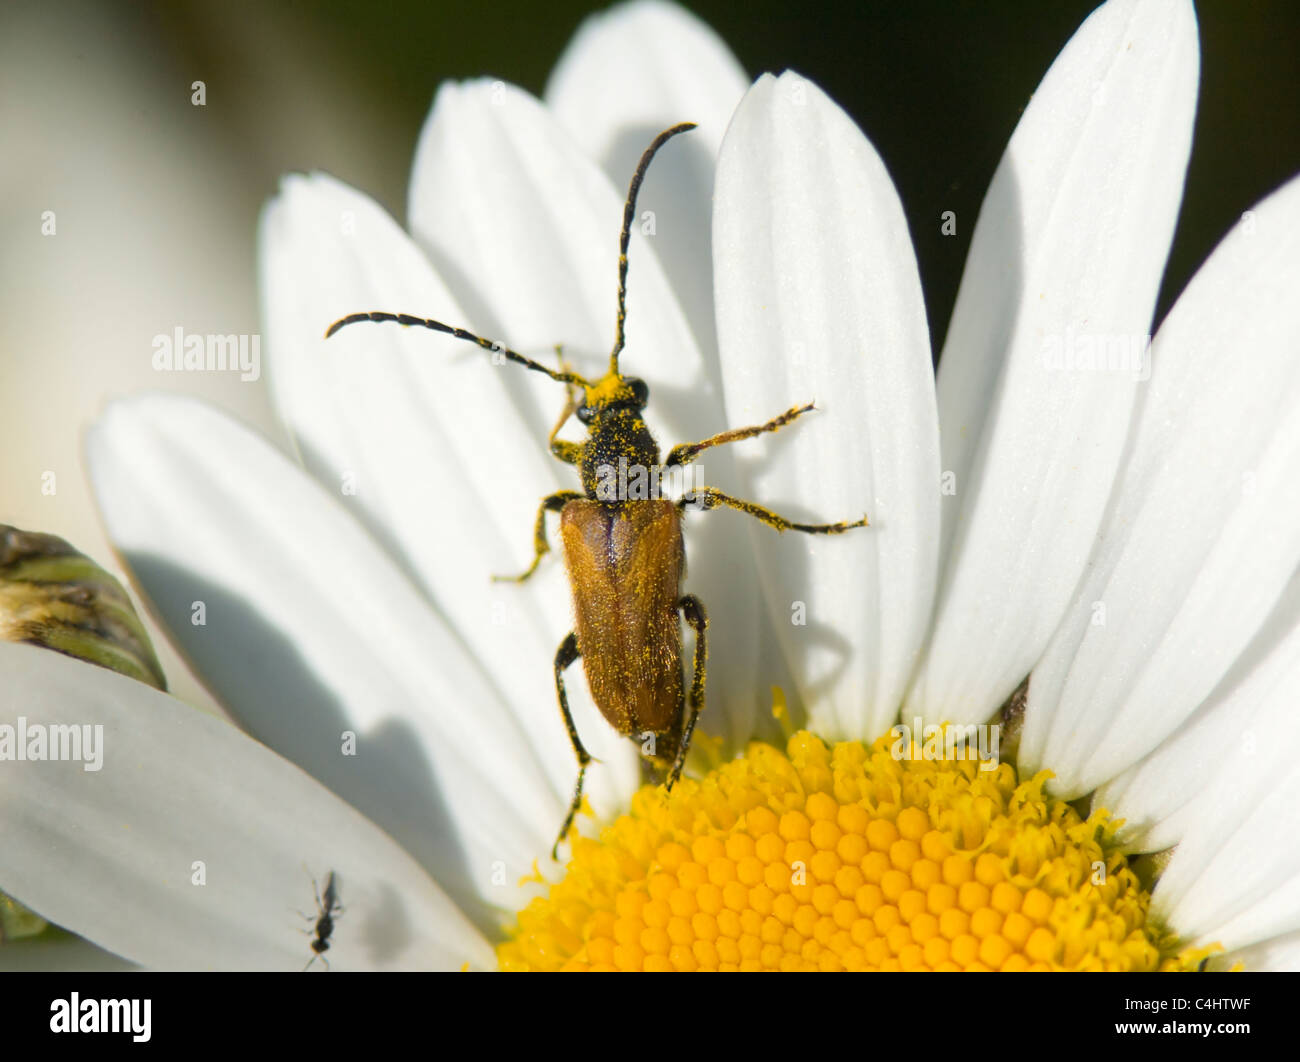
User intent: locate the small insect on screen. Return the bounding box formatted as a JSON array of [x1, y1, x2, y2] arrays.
[[327, 123, 869, 858], [301, 870, 343, 971]]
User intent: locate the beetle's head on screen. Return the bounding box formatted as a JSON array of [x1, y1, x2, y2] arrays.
[[576, 372, 649, 424]]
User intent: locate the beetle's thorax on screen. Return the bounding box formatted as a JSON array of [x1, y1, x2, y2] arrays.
[[580, 408, 662, 500]]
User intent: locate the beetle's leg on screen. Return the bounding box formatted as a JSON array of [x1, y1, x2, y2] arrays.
[[553, 632, 592, 860], [492, 490, 582, 583], [548, 347, 587, 467], [553, 343, 585, 417], [667, 594, 708, 788], [665, 402, 816, 468], [550, 439, 584, 465], [680, 487, 868, 534], [550, 434, 584, 465]]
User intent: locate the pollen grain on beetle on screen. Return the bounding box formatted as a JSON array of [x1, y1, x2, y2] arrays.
[[497, 729, 1213, 973]]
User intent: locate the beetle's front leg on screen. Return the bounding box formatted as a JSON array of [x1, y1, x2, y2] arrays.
[[548, 345, 586, 467], [492, 490, 583, 583]]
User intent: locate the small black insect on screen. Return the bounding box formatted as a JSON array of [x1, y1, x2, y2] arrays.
[[301, 870, 343, 972]]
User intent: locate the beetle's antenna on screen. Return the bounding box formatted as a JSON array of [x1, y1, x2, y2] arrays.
[[325, 312, 592, 388], [611, 122, 697, 376]]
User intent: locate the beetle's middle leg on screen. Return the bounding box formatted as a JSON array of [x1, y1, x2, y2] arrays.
[[667, 594, 708, 788], [492, 490, 583, 583], [680, 487, 868, 534], [553, 631, 592, 860]]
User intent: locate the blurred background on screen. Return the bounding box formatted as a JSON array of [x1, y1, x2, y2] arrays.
[[2, 0, 1297, 713]]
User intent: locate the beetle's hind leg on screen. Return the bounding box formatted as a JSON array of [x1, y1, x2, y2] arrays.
[[667, 594, 708, 788], [681, 487, 868, 534], [553, 632, 594, 860], [492, 490, 582, 583]]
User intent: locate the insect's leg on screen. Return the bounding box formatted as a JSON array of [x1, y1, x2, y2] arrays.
[[680, 487, 868, 534], [296, 877, 323, 924], [553, 344, 584, 417], [667, 595, 708, 788], [492, 491, 583, 583], [665, 402, 816, 468], [550, 438, 584, 465], [548, 347, 587, 467], [553, 632, 593, 860]]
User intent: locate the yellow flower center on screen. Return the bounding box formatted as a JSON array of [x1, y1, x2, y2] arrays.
[[498, 730, 1210, 972]]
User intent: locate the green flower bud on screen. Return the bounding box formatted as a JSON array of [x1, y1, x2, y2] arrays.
[[0, 894, 47, 943], [0, 524, 166, 691]]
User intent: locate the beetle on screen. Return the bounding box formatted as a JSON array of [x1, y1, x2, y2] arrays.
[[326, 123, 869, 858], [301, 870, 342, 972]]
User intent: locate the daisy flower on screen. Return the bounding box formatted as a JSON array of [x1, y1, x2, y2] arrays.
[[3, 0, 1297, 972]]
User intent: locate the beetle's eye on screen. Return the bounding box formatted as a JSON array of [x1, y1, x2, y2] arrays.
[[627, 377, 649, 407], [576, 402, 595, 424]]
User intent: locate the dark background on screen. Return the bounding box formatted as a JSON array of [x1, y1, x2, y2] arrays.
[[151, 0, 1300, 355]]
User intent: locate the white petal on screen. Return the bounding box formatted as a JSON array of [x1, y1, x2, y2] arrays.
[[906, 0, 1199, 726], [1152, 759, 1300, 953], [546, 0, 746, 171], [0, 643, 491, 971], [1099, 571, 1300, 851], [407, 79, 762, 750], [408, 80, 700, 404], [260, 170, 638, 819], [545, 0, 748, 366], [1022, 174, 1300, 795], [87, 394, 566, 919], [1221, 929, 1300, 972], [713, 72, 940, 742]]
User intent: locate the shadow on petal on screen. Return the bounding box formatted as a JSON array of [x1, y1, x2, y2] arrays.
[[124, 553, 492, 931]]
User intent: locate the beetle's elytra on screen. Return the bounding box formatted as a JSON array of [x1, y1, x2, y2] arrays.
[[327, 123, 869, 858]]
